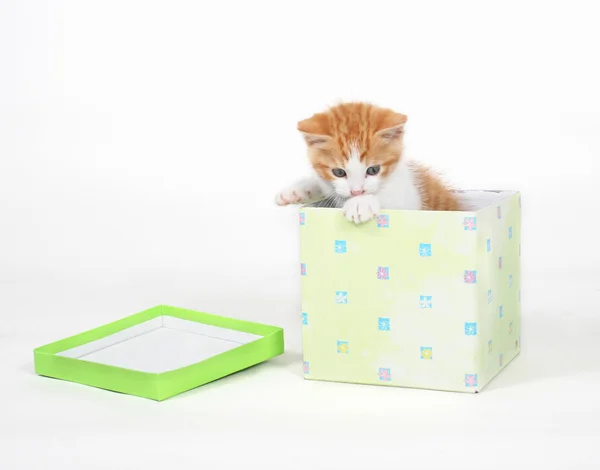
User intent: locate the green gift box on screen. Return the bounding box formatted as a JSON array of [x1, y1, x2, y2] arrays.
[[300, 190, 521, 393], [34, 305, 284, 400]]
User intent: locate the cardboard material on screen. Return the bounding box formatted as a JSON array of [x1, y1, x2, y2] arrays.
[[34, 305, 284, 400], [300, 190, 521, 393]]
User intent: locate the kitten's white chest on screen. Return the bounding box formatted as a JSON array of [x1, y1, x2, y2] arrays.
[[377, 160, 421, 210]]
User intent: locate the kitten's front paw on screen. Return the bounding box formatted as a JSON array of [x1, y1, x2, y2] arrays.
[[342, 195, 381, 224], [275, 183, 319, 206]]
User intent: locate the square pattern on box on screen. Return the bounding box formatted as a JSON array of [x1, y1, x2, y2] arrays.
[[299, 190, 521, 393]]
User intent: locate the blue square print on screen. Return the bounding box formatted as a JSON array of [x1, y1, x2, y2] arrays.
[[509, 226, 513, 239], [419, 295, 432, 309], [465, 322, 478, 336], [488, 289, 493, 303], [487, 238, 491, 252], [301, 312, 308, 326], [419, 243, 432, 257], [335, 291, 348, 304], [334, 240, 347, 254], [499, 305, 504, 319], [378, 317, 390, 331]]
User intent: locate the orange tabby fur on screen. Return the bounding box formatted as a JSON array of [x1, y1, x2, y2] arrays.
[[298, 102, 406, 181], [410, 162, 461, 211], [298, 102, 460, 211]]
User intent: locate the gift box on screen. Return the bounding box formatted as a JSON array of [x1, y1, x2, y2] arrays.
[[34, 305, 284, 400], [299, 190, 521, 393]]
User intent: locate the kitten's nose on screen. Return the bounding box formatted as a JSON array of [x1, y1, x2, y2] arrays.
[[351, 189, 365, 196]]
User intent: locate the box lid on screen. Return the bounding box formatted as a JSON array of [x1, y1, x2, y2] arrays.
[[34, 305, 284, 401]]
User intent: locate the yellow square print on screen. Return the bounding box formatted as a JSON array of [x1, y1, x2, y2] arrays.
[[420, 347, 433, 360]]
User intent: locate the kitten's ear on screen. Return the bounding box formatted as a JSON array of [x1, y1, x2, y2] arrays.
[[375, 113, 408, 143], [299, 132, 332, 148], [298, 117, 332, 148]]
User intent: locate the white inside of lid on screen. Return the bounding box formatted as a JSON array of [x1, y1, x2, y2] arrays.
[[56, 316, 262, 373]]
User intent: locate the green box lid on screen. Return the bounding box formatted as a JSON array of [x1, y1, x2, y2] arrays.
[[34, 305, 284, 401]]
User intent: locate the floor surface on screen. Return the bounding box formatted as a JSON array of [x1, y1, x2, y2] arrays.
[[1, 276, 599, 469]]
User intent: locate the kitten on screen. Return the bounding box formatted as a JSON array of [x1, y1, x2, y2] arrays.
[[275, 102, 460, 223]]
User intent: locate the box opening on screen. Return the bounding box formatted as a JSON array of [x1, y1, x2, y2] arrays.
[[305, 190, 517, 212], [455, 190, 517, 211]]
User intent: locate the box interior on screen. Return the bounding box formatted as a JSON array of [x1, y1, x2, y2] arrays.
[[455, 190, 516, 211], [306, 190, 516, 212], [57, 316, 263, 373]]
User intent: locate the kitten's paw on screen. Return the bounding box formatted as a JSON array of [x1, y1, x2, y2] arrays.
[[342, 195, 381, 224], [275, 183, 319, 206]]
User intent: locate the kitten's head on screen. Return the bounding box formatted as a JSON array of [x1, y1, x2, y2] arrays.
[[298, 102, 407, 199]]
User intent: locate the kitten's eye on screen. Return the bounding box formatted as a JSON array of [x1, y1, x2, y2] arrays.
[[332, 168, 347, 177], [366, 165, 381, 176]]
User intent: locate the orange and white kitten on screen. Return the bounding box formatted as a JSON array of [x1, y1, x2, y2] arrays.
[[275, 102, 460, 223]]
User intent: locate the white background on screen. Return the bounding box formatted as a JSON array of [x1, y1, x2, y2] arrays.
[[1, 1, 599, 469]]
